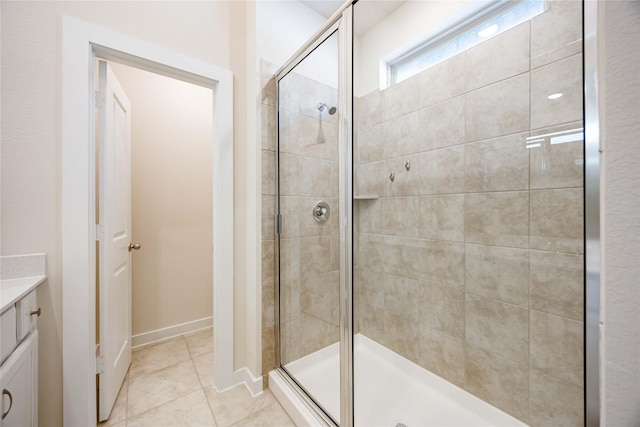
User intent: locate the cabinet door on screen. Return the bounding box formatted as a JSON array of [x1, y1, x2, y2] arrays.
[[1, 331, 37, 427]]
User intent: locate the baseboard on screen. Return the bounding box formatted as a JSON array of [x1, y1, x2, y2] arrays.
[[234, 367, 264, 396], [132, 316, 213, 348]]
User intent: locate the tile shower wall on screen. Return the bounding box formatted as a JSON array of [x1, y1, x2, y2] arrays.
[[355, 1, 584, 425], [260, 60, 341, 378]]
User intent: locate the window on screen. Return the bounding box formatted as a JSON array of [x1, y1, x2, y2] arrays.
[[386, 0, 547, 86]]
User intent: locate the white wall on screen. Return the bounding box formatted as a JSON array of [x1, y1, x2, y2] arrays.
[[108, 62, 213, 338], [600, 0, 640, 424], [0, 2, 248, 425], [354, 0, 472, 96]]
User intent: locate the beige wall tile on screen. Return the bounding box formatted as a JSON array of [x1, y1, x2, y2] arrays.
[[300, 235, 332, 276], [383, 197, 420, 237], [383, 311, 419, 362], [419, 52, 466, 108], [261, 195, 275, 238], [261, 283, 275, 330], [465, 295, 529, 365], [465, 345, 529, 423], [384, 236, 424, 280], [357, 199, 384, 234], [261, 104, 276, 151], [261, 240, 274, 285], [359, 302, 385, 344], [383, 111, 421, 158], [529, 134, 584, 190], [384, 155, 421, 197], [419, 283, 464, 339], [419, 146, 465, 195], [465, 191, 529, 248], [531, 54, 583, 129], [465, 133, 530, 192], [359, 268, 385, 308], [531, 250, 583, 320], [466, 22, 530, 92], [279, 238, 300, 281], [260, 60, 277, 107], [261, 327, 275, 375], [300, 314, 339, 357], [301, 271, 340, 326], [465, 244, 530, 307], [383, 75, 420, 121], [359, 123, 385, 164], [466, 73, 530, 142], [358, 233, 386, 272], [296, 156, 337, 198], [280, 319, 302, 363], [279, 279, 300, 323], [384, 273, 421, 321], [419, 96, 465, 151], [357, 89, 383, 129], [261, 150, 276, 196], [418, 194, 465, 242], [531, 0, 583, 69], [418, 327, 465, 387], [530, 188, 583, 254], [530, 310, 584, 387], [420, 239, 465, 288], [357, 161, 385, 197], [529, 370, 584, 427], [278, 72, 301, 114]]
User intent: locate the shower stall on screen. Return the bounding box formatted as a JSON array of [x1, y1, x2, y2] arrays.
[[268, 0, 596, 425]]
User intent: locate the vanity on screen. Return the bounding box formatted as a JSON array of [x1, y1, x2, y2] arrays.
[[0, 254, 45, 427]]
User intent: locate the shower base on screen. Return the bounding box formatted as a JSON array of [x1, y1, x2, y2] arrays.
[[270, 334, 526, 426]]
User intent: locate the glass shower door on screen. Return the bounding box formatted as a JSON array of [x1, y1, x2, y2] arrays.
[[277, 29, 341, 423]]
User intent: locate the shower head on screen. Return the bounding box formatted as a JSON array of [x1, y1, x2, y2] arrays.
[[317, 102, 337, 115]]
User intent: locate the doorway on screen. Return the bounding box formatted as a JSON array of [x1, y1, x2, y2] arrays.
[[95, 60, 214, 421]]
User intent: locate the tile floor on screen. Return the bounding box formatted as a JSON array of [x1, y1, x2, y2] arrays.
[[99, 328, 295, 427]]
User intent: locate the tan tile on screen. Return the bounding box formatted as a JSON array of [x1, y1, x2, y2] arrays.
[[128, 390, 215, 427], [419, 239, 465, 288], [127, 360, 202, 417], [294, 197, 337, 238], [465, 191, 529, 248], [356, 199, 384, 234], [261, 328, 275, 375], [359, 268, 385, 308], [419, 52, 466, 108], [299, 314, 339, 357], [465, 345, 529, 423], [466, 22, 530, 91], [419, 283, 464, 339], [383, 311, 419, 362], [330, 233, 340, 271], [261, 240, 274, 285], [531, 251, 583, 320], [384, 273, 421, 321], [531, 0, 583, 69], [465, 244, 530, 307], [359, 302, 385, 344], [296, 156, 337, 198], [530, 188, 583, 254], [260, 104, 276, 151], [230, 400, 295, 427], [384, 155, 421, 197], [418, 195, 465, 242], [301, 272, 340, 326], [130, 337, 190, 377], [465, 295, 529, 366], [261, 283, 275, 330], [383, 75, 420, 121], [260, 60, 277, 107], [278, 238, 300, 281], [356, 161, 384, 198], [260, 150, 275, 196], [419, 96, 465, 151], [530, 310, 583, 387], [383, 236, 423, 280], [466, 73, 530, 142], [279, 278, 300, 323], [261, 195, 275, 237], [194, 352, 214, 388], [205, 385, 277, 427], [278, 72, 300, 114], [185, 328, 213, 357], [465, 132, 530, 192], [359, 123, 385, 163], [357, 89, 383, 129], [383, 197, 420, 237], [530, 370, 584, 427], [529, 123, 584, 189], [419, 146, 465, 195], [299, 235, 331, 276], [278, 196, 299, 239], [279, 319, 302, 364], [418, 326, 465, 387], [383, 111, 420, 157], [531, 54, 583, 130], [358, 233, 386, 272]]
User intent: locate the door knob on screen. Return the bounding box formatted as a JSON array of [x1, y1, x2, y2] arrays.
[[128, 242, 142, 251]]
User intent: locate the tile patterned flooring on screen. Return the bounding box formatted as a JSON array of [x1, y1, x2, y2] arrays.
[[99, 328, 295, 427]]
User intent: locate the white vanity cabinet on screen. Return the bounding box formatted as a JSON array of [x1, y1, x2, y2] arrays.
[[0, 254, 45, 427]]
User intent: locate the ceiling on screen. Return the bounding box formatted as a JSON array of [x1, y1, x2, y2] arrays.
[[299, 0, 407, 35]]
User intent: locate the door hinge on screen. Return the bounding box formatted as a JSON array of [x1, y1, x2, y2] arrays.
[[275, 214, 282, 235], [95, 224, 105, 241], [96, 355, 106, 374], [95, 90, 105, 109]]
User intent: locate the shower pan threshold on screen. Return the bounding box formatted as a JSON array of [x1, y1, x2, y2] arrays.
[[270, 334, 527, 427]]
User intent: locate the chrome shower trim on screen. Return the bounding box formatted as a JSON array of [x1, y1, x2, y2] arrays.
[[583, 0, 601, 425]]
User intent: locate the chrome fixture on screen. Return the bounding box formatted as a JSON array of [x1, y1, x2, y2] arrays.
[[312, 200, 330, 223], [317, 102, 337, 115], [128, 242, 142, 252]]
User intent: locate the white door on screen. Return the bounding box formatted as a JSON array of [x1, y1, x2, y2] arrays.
[[97, 60, 132, 422]]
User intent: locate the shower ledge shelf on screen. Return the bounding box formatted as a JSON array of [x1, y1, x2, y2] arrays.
[[354, 195, 379, 200]]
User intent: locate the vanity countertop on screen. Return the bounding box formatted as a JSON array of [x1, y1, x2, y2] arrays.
[[1, 276, 47, 314]]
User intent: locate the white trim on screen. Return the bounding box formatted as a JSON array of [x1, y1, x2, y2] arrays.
[[62, 17, 235, 426], [269, 370, 326, 427], [131, 318, 214, 349], [233, 367, 264, 397]]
